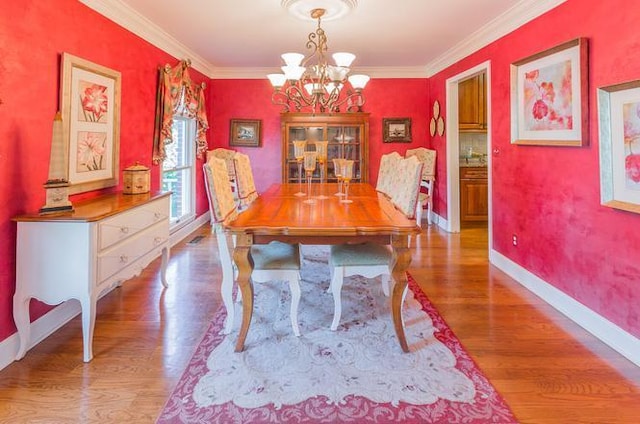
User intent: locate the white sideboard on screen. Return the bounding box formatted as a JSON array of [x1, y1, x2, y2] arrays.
[[13, 191, 171, 362]]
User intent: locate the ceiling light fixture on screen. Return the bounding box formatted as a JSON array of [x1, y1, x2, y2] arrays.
[[267, 3, 369, 113]]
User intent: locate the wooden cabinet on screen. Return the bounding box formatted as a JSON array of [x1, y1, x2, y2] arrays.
[[13, 192, 171, 362], [458, 72, 487, 132], [281, 113, 369, 183], [460, 167, 488, 223]]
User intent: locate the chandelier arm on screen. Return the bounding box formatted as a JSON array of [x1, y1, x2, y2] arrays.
[[271, 90, 291, 113]]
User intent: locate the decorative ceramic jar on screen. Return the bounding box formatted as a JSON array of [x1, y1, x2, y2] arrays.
[[123, 162, 150, 194]]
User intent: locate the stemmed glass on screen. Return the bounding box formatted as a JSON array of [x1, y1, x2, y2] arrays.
[[339, 160, 354, 204], [302, 152, 317, 205], [293, 140, 307, 196], [314, 141, 329, 199], [333, 158, 345, 196]]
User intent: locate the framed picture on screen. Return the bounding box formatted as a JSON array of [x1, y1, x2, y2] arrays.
[[60, 53, 121, 194], [230, 119, 261, 147], [597, 80, 640, 214], [510, 38, 588, 146], [383, 118, 412, 143]]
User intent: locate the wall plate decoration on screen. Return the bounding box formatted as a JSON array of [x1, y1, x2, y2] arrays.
[[437, 116, 445, 136], [433, 100, 440, 119], [429, 117, 437, 137]]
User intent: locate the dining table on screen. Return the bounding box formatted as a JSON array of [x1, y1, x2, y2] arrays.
[[224, 182, 421, 353]]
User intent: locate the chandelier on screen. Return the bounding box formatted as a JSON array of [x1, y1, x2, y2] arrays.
[[267, 7, 370, 113]]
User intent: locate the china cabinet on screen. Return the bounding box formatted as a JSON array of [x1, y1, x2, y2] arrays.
[[281, 113, 369, 183]]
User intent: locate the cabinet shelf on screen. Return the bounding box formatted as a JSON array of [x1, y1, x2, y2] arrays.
[[281, 113, 369, 184]]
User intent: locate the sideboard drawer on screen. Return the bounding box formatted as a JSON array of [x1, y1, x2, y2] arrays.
[[98, 197, 169, 251], [97, 220, 169, 283]]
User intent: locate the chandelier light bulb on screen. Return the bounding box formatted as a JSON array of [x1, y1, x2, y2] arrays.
[[282, 65, 306, 81], [348, 74, 370, 90], [267, 73, 287, 88], [281, 52, 305, 66]]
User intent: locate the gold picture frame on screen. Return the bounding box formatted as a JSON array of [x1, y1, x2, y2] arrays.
[[60, 53, 121, 194], [230, 119, 262, 147], [383, 117, 412, 143], [510, 38, 589, 146]]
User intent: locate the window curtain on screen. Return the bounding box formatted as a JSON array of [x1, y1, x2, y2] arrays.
[[152, 59, 209, 164]]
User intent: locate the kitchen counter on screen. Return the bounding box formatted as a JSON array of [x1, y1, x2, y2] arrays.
[[460, 160, 487, 167]]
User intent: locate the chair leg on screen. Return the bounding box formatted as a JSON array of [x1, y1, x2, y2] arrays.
[[381, 274, 390, 297], [330, 268, 345, 331], [427, 199, 433, 225], [289, 275, 301, 337]]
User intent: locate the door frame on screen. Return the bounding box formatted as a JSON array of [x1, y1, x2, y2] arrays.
[[444, 61, 492, 246]]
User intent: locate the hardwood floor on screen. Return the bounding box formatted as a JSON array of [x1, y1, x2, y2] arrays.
[[1, 223, 639, 423]]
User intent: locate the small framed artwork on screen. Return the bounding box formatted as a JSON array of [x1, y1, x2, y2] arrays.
[[60, 53, 121, 194], [383, 117, 412, 143], [510, 38, 588, 146], [230, 119, 262, 147], [597, 80, 640, 214]]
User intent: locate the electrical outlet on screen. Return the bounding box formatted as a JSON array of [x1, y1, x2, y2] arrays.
[[512, 234, 518, 246]]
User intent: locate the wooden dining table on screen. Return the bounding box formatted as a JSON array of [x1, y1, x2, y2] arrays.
[[224, 183, 421, 353]]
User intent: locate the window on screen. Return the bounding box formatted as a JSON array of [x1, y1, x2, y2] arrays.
[[162, 116, 196, 231]]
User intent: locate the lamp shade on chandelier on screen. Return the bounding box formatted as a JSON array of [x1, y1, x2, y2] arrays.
[[267, 7, 370, 113]]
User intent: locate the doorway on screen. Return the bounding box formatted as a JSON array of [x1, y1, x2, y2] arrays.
[[444, 61, 492, 249]]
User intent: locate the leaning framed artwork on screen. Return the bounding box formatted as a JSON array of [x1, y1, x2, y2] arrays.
[[60, 53, 121, 194], [597, 80, 640, 214], [230, 119, 262, 147], [383, 117, 412, 143], [510, 38, 588, 146]]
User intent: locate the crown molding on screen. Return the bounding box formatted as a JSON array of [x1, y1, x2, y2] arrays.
[[211, 66, 429, 80], [425, 0, 567, 77], [79, 0, 216, 77]]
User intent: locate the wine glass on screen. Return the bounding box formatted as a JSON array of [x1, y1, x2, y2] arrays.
[[314, 141, 329, 199], [340, 160, 354, 204], [293, 140, 307, 196], [333, 158, 344, 196], [302, 152, 317, 204]]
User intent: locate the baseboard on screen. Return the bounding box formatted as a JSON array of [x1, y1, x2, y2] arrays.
[[0, 214, 209, 371], [490, 249, 640, 367]]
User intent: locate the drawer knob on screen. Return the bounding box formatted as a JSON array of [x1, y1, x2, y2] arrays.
[[154, 212, 162, 220], [120, 227, 129, 234], [119, 255, 129, 263], [154, 237, 162, 245]]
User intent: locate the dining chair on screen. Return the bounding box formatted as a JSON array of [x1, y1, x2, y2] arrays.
[[203, 156, 302, 336], [232, 152, 259, 210], [405, 147, 436, 225], [328, 155, 423, 331], [375, 151, 403, 198], [207, 148, 240, 206]]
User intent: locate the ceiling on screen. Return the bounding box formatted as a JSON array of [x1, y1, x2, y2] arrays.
[[81, 0, 566, 78]]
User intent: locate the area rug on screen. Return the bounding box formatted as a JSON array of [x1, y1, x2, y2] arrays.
[[157, 246, 517, 423]]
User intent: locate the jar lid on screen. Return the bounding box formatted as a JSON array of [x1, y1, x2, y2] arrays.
[[124, 162, 149, 172]]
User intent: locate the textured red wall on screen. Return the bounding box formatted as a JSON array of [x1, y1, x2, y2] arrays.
[[209, 78, 430, 192], [428, 0, 640, 337], [0, 1, 210, 340]]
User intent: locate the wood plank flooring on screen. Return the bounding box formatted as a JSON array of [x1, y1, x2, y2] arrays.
[[1, 223, 639, 423]]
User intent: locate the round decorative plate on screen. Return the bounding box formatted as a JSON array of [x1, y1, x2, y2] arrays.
[[437, 116, 445, 136], [429, 117, 437, 137], [433, 100, 440, 119]]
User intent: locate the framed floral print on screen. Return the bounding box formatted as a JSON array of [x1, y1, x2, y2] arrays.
[[510, 38, 588, 146], [60, 53, 121, 194], [597, 80, 640, 214], [383, 118, 412, 143], [230, 119, 262, 147]]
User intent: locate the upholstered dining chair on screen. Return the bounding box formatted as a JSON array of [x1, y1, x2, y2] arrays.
[[207, 148, 239, 205], [203, 156, 302, 336], [375, 151, 403, 198], [405, 147, 436, 225], [232, 152, 259, 210], [328, 155, 423, 331]]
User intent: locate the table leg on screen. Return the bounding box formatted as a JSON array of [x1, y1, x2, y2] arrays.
[[390, 234, 411, 353], [233, 233, 254, 352]]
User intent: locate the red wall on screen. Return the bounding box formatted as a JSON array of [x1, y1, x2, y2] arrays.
[[0, 1, 210, 340], [209, 78, 430, 191], [428, 0, 640, 337]]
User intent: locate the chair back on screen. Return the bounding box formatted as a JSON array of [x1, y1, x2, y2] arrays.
[[233, 153, 259, 209], [376, 152, 403, 197], [203, 156, 238, 228], [406, 147, 436, 181], [207, 148, 238, 182], [390, 155, 424, 219]]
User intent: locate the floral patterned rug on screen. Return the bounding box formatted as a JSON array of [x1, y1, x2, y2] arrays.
[[156, 246, 517, 423]]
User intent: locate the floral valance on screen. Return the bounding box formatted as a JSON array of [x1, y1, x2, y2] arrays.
[[152, 59, 209, 164]]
